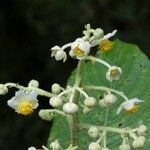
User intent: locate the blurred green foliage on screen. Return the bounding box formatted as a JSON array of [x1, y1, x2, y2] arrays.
[[0, 0, 149, 149]]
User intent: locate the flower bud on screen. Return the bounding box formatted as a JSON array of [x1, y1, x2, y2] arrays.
[[88, 127, 99, 139], [138, 125, 147, 135], [101, 148, 110, 150], [132, 136, 145, 148], [83, 107, 91, 114], [103, 94, 117, 106], [50, 140, 60, 150], [119, 144, 131, 150], [99, 99, 109, 108], [51, 83, 61, 94], [0, 84, 8, 95], [28, 80, 39, 88], [93, 28, 104, 38], [28, 147, 37, 150], [84, 97, 96, 107], [63, 102, 78, 114], [88, 142, 101, 150], [38, 110, 54, 121], [49, 97, 63, 107]]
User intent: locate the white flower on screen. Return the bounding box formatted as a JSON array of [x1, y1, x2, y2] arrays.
[[63, 102, 78, 114], [69, 38, 91, 60], [117, 98, 143, 114], [132, 136, 145, 148], [51, 45, 67, 62], [88, 127, 99, 139], [106, 66, 122, 82], [84, 97, 96, 107], [51, 83, 61, 94], [88, 142, 101, 150], [28, 80, 39, 88], [49, 97, 63, 108], [7, 90, 38, 115], [0, 84, 8, 95]]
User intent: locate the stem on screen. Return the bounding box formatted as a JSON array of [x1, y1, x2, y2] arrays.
[[104, 108, 109, 125], [69, 60, 83, 146], [86, 56, 111, 68], [39, 109, 67, 117], [76, 87, 89, 98], [103, 108, 109, 147], [84, 85, 129, 101], [5, 83, 55, 98], [78, 123, 134, 135], [57, 88, 72, 98], [62, 43, 72, 50]]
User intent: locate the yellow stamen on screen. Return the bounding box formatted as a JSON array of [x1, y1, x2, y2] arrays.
[[111, 69, 120, 78], [16, 101, 33, 115], [99, 40, 113, 52], [125, 104, 139, 114], [74, 46, 85, 57]]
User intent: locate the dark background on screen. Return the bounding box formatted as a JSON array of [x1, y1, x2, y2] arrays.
[[0, 0, 149, 149]]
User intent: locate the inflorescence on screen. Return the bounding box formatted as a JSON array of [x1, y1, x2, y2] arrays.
[[0, 24, 147, 150]]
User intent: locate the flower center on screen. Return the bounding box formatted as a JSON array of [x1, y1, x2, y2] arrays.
[[74, 46, 85, 57], [99, 40, 113, 52], [125, 104, 139, 114], [110, 69, 120, 77], [16, 101, 33, 115]]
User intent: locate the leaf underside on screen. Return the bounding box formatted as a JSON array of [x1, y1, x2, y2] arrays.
[[48, 39, 150, 150]]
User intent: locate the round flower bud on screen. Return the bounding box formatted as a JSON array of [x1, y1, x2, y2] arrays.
[[99, 99, 109, 108], [119, 144, 131, 150], [28, 80, 39, 88], [138, 125, 147, 135], [132, 136, 145, 148], [88, 127, 99, 139], [101, 148, 110, 150], [0, 84, 8, 95], [50, 140, 60, 150], [103, 94, 117, 106], [93, 28, 104, 38], [83, 107, 91, 114], [88, 142, 101, 150], [51, 83, 61, 94], [28, 147, 37, 150], [49, 97, 63, 108], [84, 97, 96, 107], [39, 110, 54, 121], [63, 102, 78, 114]]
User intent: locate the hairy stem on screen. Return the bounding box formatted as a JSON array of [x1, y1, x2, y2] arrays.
[[78, 123, 135, 135], [5, 82, 55, 97], [69, 60, 83, 146], [84, 85, 129, 101]]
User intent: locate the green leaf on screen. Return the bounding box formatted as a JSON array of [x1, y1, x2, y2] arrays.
[[48, 39, 150, 149]]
